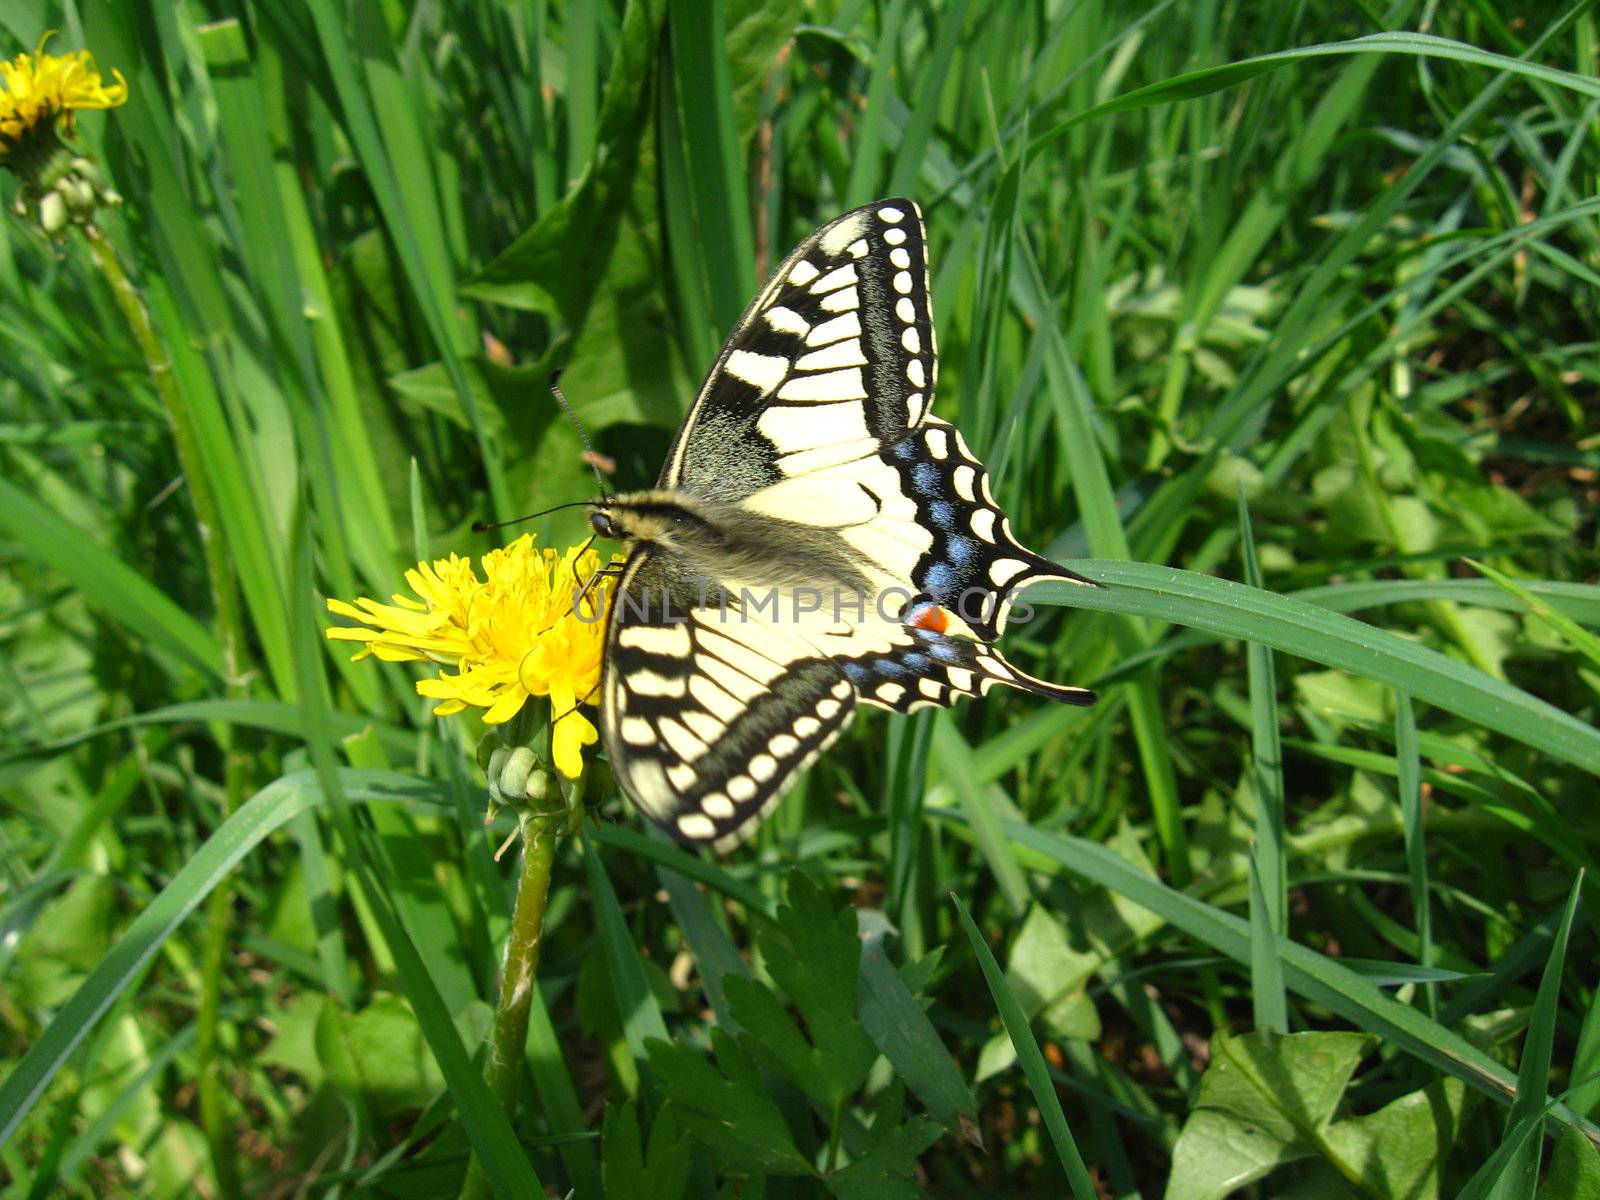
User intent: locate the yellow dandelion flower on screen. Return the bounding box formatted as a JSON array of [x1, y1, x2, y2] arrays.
[[326, 535, 610, 779], [0, 32, 127, 161]]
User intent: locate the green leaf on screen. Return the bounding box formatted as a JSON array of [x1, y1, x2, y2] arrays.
[[1165, 1031, 1368, 1200], [601, 1100, 692, 1200], [1545, 1128, 1600, 1200], [857, 921, 979, 1139], [824, 1114, 944, 1200], [1321, 1078, 1468, 1200], [316, 992, 476, 1117], [646, 1027, 815, 1177], [729, 872, 876, 1110]]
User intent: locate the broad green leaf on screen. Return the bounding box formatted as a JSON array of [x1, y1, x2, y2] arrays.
[[729, 872, 876, 1110], [1321, 1078, 1468, 1200], [600, 1100, 692, 1200], [1165, 1031, 1368, 1200], [646, 1028, 815, 1178], [1545, 1128, 1600, 1200], [824, 1114, 944, 1200], [857, 920, 979, 1138]]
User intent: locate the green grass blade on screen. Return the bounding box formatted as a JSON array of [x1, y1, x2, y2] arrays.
[[1395, 693, 1434, 1016], [0, 476, 221, 679], [1501, 874, 1586, 1192], [951, 892, 1097, 1200], [1030, 562, 1600, 775]]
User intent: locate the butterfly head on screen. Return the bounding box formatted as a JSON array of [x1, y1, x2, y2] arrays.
[[588, 492, 721, 556]]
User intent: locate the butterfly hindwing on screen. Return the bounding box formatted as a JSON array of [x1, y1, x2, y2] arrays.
[[842, 624, 1097, 713], [662, 199, 937, 498], [600, 551, 858, 851]]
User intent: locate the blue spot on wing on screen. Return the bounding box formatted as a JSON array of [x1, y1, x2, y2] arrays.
[[929, 500, 956, 529], [892, 439, 916, 461], [947, 536, 976, 566], [875, 658, 909, 678], [923, 563, 955, 595], [901, 651, 932, 671], [912, 463, 940, 493], [843, 662, 870, 684], [929, 640, 962, 662]]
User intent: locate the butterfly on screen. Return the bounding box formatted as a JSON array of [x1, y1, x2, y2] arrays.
[[586, 199, 1097, 851]]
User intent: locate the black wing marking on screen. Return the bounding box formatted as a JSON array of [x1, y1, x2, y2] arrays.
[[662, 199, 937, 500], [599, 551, 858, 851]]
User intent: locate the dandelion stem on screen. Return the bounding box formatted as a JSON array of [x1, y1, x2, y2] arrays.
[[458, 813, 561, 1200], [83, 224, 253, 1197]]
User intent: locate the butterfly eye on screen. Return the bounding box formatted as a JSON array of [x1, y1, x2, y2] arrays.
[[590, 510, 618, 540]]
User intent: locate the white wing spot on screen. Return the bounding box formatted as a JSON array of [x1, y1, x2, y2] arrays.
[[811, 264, 858, 294], [953, 465, 977, 501], [667, 763, 697, 791], [727, 776, 758, 803], [659, 717, 708, 761], [879, 205, 905, 223], [925, 427, 948, 459], [820, 286, 860, 313], [889, 246, 911, 268], [947, 667, 974, 692], [901, 327, 921, 354], [907, 395, 925, 424], [794, 715, 822, 739], [820, 212, 871, 256], [795, 340, 867, 373], [877, 682, 906, 705], [766, 305, 810, 336], [892, 271, 913, 294], [989, 557, 1030, 587], [907, 359, 926, 388], [895, 297, 916, 323], [807, 312, 861, 347], [831, 680, 852, 700], [620, 716, 654, 745], [690, 674, 743, 721], [847, 238, 869, 258], [770, 732, 801, 757], [981, 656, 1015, 682], [971, 509, 997, 541], [749, 753, 778, 782], [759, 400, 869, 449], [817, 697, 842, 721], [632, 670, 685, 697], [725, 349, 788, 394], [618, 624, 691, 656], [788, 259, 820, 286], [702, 793, 735, 819], [683, 709, 723, 742], [678, 813, 717, 840], [919, 679, 943, 700], [778, 368, 867, 403], [885, 226, 907, 245]]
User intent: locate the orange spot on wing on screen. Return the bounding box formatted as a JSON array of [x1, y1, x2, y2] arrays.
[[908, 604, 949, 634]]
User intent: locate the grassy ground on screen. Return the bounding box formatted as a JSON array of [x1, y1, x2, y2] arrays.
[[2, 1, 1599, 1196]]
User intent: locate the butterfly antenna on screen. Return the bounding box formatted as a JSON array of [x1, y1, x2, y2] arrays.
[[550, 369, 611, 500], [471, 499, 595, 533]]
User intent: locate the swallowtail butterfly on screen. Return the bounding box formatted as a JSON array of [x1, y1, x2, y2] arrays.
[[588, 199, 1097, 851]]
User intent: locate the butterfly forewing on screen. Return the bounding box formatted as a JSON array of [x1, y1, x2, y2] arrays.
[[662, 200, 937, 498]]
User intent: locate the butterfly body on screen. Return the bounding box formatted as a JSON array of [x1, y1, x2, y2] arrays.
[[591, 199, 1098, 850]]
